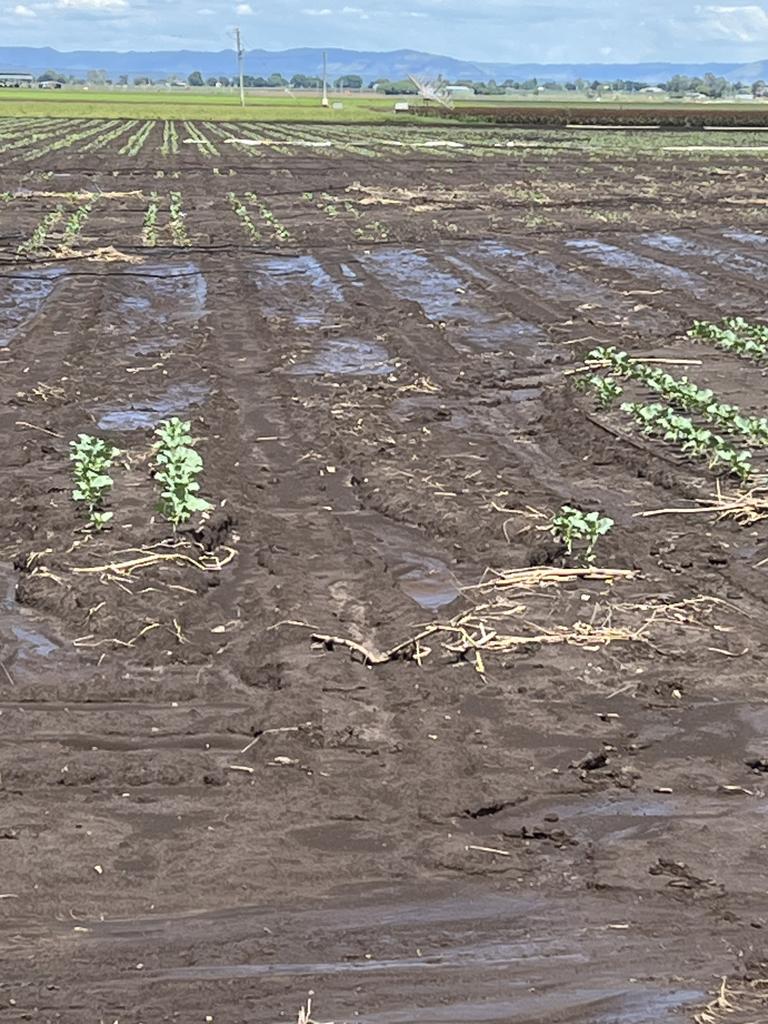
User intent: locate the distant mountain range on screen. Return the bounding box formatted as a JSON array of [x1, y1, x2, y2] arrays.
[[2, 46, 768, 84]]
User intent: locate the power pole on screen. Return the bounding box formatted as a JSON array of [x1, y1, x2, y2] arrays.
[[322, 49, 329, 107], [236, 27, 245, 108]]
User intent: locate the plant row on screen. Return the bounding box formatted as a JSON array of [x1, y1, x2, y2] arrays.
[[70, 418, 212, 531], [688, 317, 768, 361], [578, 347, 755, 481], [584, 345, 768, 446]]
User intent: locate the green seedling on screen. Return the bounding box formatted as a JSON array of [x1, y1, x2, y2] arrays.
[[153, 418, 212, 526], [549, 505, 614, 564], [576, 373, 623, 409], [70, 433, 119, 530]]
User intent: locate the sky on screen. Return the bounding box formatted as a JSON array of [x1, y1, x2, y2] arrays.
[[2, 0, 768, 63]]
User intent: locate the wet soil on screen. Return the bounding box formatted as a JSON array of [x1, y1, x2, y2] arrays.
[[2, 123, 768, 1023]]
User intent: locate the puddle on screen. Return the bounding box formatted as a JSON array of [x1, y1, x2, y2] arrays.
[[110, 262, 207, 337], [289, 338, 394, 377], [338, 511, 460, 612], [365, 988, 702, 1024], [75, 881, 705, 1024], [640, 232, 768, 280], [363, 248, 471, 322], [396, 552, 461, 611], [1, 564, 63, 666], [96, 383, 209, 431], [530, 791, 744, 843], [463, 240, 659, 324], [566, 239, 708, 296], [340, 262, 364, 287], [362, 248, 545, 350], [0, 269, 64, 347], [11, 625, 58, 659], [253, 255, 344, 327], [724, 229, 768, 246]]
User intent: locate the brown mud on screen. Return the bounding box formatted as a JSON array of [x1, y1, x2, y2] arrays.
[[1, 122, 768, 1023]]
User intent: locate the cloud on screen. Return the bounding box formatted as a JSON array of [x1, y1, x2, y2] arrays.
[[302, 6, 332, 13], [55, 0, 127, 8], [235, 1, 253, 11], [693, 3, 768, 41], [12, 2, 36, 14]]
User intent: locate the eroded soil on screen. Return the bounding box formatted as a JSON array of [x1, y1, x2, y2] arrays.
[[2, 122, 768, 1023]]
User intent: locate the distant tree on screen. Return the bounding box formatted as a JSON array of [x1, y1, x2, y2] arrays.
[[188, 71, 204, 87], [291, 73, 322, 88], [218, 75, 231, 87], [267, 72, 287, 87], [375, 79, 418, 95], [133, 75, 151, 86], [206, 76, 218, 87], [86, 69, 107, 87], [334, 74, 363, 89], [37, 69, 66, 83], [117, 74, 129, 86], [754, 79, 767, 97]]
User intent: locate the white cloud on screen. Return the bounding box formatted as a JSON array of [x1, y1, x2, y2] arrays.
[[12, 3, 36, 14], [55, 0, 127, 8], [302, 6, 332, 13], [694, 3, 768, 41], [235, 1, 253, 12]]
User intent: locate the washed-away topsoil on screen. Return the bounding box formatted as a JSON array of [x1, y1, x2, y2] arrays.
[[2, 123, 768, 1024]]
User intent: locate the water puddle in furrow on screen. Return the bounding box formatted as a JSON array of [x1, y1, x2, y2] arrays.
[[340, 511, 460, 611], [110, 262, 207, 355], [529, 792, 742, 842], [565, 239, 709, 297], [0, 563, 65, 668], [289, 338, 395, 377], [96, 383, 210, 431], [340, 262, 364, 288], [361, 248, 546, 351], [461, 241, 661, 327], [0, 268, 64, 347], [723, 228, 768, 247], [252, 255, 344, 327], [640, 232, 768, 279], [363, 988, 702, 1024], [77, 883, 704, 1021]]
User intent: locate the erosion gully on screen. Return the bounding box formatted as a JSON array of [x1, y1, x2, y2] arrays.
[[1, 123, 768, 1023]]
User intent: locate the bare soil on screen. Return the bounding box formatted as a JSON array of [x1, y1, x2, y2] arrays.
[[2, 124, 768, 1024]]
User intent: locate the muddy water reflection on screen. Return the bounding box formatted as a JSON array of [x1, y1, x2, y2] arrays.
[[290, 338, 394, 377], [253, 255, 343, 326], [363, 247, 545, 349], [0, 268, 64, 347], [97, 383, 210, 431], [1, 563, 64, 666], [566, 238, 709, 296]]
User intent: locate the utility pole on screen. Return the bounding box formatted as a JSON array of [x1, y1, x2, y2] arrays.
[[321, 49, 329, 107], [236, 26, 245, 108]]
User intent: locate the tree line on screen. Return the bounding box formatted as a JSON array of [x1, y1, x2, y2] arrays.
[[31, 68, 768, 96]]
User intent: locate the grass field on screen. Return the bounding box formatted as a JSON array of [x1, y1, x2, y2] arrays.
[[0, 90, 429, 122], [3, 87, 767, 124]]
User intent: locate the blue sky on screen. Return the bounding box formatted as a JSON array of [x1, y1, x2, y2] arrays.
[[2, 0, 768, 62]]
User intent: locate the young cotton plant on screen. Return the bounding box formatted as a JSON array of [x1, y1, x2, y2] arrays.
[[550, 505, 614, 564], [70, 434, 119, 530], [688, 318, 768, 360], [153, 417, 213, 527]]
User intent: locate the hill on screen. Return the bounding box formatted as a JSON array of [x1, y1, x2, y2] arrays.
[[0, 46, 764, 84]]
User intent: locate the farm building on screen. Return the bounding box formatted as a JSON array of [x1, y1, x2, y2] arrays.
[[0, 72, 34, 88], [445, 85, 475, 97]]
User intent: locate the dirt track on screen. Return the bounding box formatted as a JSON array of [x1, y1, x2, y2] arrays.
[[2, 122, 768, 1023]]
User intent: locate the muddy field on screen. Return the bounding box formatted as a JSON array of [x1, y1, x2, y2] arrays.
[[2, 120, 768, 1023]]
